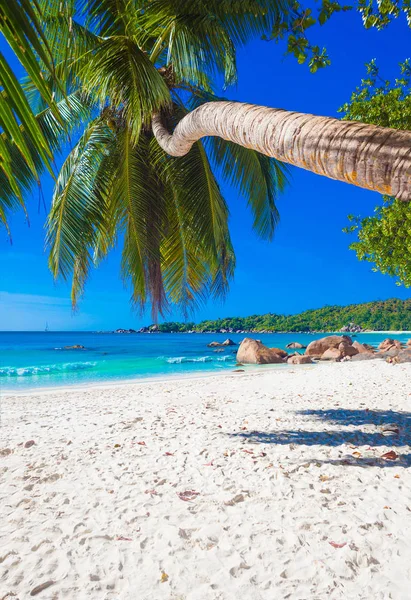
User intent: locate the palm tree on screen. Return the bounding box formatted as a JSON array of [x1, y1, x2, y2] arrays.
[[2, 0, 293, 317], [1, 0, 410, 317]]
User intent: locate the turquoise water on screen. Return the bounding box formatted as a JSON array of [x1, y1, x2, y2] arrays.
[[1, 331, 410, 392]]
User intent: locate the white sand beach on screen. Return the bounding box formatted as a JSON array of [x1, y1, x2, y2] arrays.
[[1, 360, 411, 600]]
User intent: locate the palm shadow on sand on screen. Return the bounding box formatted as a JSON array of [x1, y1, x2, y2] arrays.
[[229, 409, 411, 468]]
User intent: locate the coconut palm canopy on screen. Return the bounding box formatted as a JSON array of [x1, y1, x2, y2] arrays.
[[1, 0, 291, 317], [2, 1, 410, 318]]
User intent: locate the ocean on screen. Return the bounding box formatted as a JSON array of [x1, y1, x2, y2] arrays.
[[1, 331, 410, 392]]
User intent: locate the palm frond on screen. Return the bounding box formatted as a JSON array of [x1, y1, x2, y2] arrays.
[[0, 0, 67, 221], [46, 118, 114, 305], [37, 0, 76, 17], [78, 0, 143, 36], [208, 137, 289, 240], [185, 87, 289, 240], [37, 92, 94, 153], [198, 0, 288, 45], [0, 52, 52, 180], [0, 130, 25, 208], [113, 128, 151, 311], [41, 15, 101, 88], [0, 0, 58, 106], [0, 160, 26, 233], [142, 0, 289, 88], [141, 2, 237, 88], [149, 142, 211, 313], [150, 107, 236, 312], [78, 37, 171, 143], [0, 91, 95, 228]]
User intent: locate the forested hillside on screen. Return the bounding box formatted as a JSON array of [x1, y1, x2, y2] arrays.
[[156, 299, 411, 333]]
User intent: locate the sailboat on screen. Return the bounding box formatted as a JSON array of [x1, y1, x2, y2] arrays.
[[45, 322, 49, 332]]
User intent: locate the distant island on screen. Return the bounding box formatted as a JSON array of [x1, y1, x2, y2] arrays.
[[112, 298, 411, 334]]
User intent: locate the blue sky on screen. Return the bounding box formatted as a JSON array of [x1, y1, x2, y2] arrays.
[[1, 10, 410, 331]]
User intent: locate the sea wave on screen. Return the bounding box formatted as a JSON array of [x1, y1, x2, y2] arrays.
[[0, 362, 97, 377], [158, 355, 234, 364]]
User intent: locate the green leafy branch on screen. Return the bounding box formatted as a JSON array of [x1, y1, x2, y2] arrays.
[[267, 0, 410, 72], [341, 59, 411, 286]]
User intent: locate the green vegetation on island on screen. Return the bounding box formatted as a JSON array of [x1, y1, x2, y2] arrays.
[[154, 299, 411, 333]]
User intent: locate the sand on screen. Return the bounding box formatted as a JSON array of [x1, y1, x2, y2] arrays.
[[1, 360, 411, 600]]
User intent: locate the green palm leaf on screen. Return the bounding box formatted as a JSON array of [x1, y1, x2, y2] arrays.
[[46, 118, 114, 304], [79, 0, 139, 36], [0, 91, 94, 227], [113, 128, 151, 310], [142, 2, 237, 88], [187, 88, 289, 240], [0, 52, 52, 180], [208, 137, 289, 240], [41, 15, 101, 87], [0, 0, 66, 220], [143, 0, 289, 87], [78, 37, 171, 143], [1, 0, 58, 107], [150, 113, 235, 311]]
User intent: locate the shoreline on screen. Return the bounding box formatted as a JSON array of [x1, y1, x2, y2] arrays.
[[0, 350, 406, 398], [2, 362, 299, 398], [2, 330, 409, 397]]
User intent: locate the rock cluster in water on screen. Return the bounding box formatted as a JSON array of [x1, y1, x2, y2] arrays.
[[114, 325, 160, 334], [63, 345, 86, 350], [207, 339, 237, 347]]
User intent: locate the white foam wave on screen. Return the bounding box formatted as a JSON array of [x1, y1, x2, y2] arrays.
[[160, 355, 234, 364], [0, 362, 97, 377]]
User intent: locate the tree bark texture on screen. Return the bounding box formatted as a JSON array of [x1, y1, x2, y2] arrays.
[[152, 101, 411, 200]]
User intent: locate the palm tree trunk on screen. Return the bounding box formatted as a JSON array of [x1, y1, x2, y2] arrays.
[[152, 101, 411, 200]]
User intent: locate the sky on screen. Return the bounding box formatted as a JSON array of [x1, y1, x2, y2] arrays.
[[1, 9, 410, 331]]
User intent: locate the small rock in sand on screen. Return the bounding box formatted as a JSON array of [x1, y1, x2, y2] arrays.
[[225, 494, 245, 506], [287, 355, 313, 365], [30, 580, 55, 596]]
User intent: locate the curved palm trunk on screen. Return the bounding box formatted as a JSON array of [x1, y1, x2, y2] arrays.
[[152, 101, 411, 200]]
